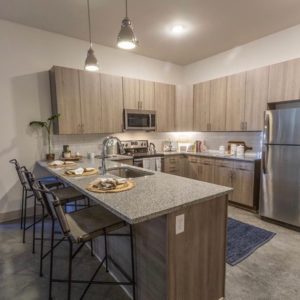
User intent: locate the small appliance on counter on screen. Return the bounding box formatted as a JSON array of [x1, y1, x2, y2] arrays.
[[121, 140, 163, 171]]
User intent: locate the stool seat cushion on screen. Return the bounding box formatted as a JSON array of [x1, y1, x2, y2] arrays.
[[52, 187, 84, 204], [65, 206, 125, 243]]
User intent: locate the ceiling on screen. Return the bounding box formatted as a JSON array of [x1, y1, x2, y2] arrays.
[[0, 0, 300, 65]]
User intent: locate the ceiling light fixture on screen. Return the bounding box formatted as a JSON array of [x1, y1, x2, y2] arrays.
[[117, 0, 138, 50], [171, 24, 185, 34], [84, 0, 99, 72]]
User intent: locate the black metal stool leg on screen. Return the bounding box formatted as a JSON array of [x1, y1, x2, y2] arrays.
[[20, 187, 25, 229], [49, 219, 55, 300], [67, 239, 73, 300], [32, 196, 37, 254], [90, 240, 94, 256], [40, 206, 45, 277], [130, 225, 136, 300], [22, 189, 28, 243], [104, 229, 109, 272]]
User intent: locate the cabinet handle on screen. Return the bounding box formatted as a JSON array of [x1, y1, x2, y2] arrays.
[[240, 122, 244, 130], [244, 121, 247, 131]]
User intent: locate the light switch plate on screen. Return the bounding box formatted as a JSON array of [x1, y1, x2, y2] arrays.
[[176, 214, 185, 235]]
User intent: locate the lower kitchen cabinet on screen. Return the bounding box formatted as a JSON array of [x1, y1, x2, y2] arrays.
[[165, 155, 260, 211], [197, 158, 215, 183], [164, 155, 186, 177], [213, 160, 233, 201]]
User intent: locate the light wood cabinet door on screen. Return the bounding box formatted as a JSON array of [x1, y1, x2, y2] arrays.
[[245, 66, 269, 131], [140, 80, 155, 110], [213, 164, 233, 201], [198, 159, 214, 183], [210, 77, 227, 131], [155, 83, 176, 132], [226, 72, 246, 131], [79, 71, 101, 134], [232, 168, 254, 207], [123, 77, 140, 109], [193, 81, 210, 131], [268, 58, 300, 103], [100, 74, 123, 133], [187, 157, 199, 179], [51, 66, 82, 134], [175, 85, 194, 131]]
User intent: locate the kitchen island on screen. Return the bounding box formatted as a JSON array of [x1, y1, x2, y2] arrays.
[[37, 158, 232, 300]]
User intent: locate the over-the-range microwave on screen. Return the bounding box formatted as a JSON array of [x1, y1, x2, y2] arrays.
[[124, 109, 156, 131]]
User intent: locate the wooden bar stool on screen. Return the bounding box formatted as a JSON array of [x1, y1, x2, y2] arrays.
[[34, 182, 136, 300]]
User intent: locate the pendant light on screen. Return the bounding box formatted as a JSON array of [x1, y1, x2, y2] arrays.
[[84, 0, 99, 71], [117, 0, 138, 50]]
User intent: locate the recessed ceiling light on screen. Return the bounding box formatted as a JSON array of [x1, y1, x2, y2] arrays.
[[171, 24, 185, 34]]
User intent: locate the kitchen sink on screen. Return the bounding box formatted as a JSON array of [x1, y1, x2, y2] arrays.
[[107, 167, 154, 178]]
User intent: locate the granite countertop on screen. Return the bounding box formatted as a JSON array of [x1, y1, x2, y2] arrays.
[[160, 151, 261, 162], [37, 158, 232, 224]]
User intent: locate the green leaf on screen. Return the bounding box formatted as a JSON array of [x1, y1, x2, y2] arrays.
[[48, 113, 60, 121], [29, 121, 47, 127]]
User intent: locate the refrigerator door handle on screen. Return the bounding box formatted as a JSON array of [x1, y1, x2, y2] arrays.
[[263, 111, 270, 144], [262, 145, 268, 174]]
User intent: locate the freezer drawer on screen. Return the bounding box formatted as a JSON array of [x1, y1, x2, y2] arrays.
[[260, 145, 300, 227]]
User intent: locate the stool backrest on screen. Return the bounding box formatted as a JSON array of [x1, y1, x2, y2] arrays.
[[9, 159, 27, 186], [34, 182, 71, 236]]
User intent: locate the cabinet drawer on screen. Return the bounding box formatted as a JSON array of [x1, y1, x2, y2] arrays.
[[214, 159, 234, 168], [187, 156, 199, 163], [234, 161, 254, 171], [198, 157, 215, 166]]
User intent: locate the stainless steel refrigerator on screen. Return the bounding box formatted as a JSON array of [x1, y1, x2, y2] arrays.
[[260, 108, 300, 227]]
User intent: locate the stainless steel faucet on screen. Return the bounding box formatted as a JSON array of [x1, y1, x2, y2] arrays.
[[100, 136, 125, 175]]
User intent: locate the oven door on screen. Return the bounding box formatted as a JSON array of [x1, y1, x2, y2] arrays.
[[124, 109, 156, 131]]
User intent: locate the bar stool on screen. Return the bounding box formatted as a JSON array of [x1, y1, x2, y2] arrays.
[[23, 169, 90, 276], [9, 159, 63, 242], [34, 182, 136, 300]]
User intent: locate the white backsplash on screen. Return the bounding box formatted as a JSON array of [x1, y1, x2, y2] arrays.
[[52, 131, 262, 157]]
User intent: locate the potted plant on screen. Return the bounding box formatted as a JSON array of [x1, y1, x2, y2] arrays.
[[29, 114, 60, 161]]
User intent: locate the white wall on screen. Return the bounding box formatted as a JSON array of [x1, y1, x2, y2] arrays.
[[0, 19, 183, 215], [183, 24, 300, 84]]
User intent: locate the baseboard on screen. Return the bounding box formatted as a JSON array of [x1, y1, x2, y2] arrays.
[[0, 206, 42, 224]]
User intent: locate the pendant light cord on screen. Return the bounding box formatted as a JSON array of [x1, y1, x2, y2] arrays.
[[87, 0, 92, 46], [125, 0, 128, 18]]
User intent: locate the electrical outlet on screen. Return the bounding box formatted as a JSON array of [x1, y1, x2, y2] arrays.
[[176, 214, 185, 235]]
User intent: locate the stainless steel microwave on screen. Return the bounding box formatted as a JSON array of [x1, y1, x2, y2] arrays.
[[124, 109, 156, 131]]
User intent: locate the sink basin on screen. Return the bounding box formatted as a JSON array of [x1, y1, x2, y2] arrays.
[[107, 167, 154, 178]]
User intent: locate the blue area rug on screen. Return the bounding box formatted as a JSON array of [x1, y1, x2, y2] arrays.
[[227, 218, 276, 266]]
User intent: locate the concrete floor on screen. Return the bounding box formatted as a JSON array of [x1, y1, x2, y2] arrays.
[[226, 206, 300, 300], [0, 206, 299, 300]]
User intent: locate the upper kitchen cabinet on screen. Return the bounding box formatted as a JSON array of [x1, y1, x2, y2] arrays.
[[100, 73, 123, 133], [175, 85, 194, 131], [78, 70, 101, 134], [123, 77, 155, 110], [244, 66, 269, 130], [193, 81, 210, 131], [50, 66, 83, 134], [123, 77, 140, 109], [155, 82, 176, 132], [140, 80, 155, 110], [268, 58, 300, 103], [226, 72, 246, 131], [210, 77, 227, 131]]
